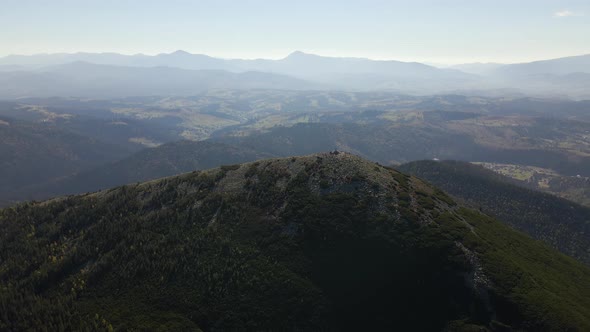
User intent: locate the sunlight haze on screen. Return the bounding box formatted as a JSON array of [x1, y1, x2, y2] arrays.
[[1, 0, 589, 64]]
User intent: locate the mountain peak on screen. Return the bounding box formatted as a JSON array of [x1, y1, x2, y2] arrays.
[[170, 50, 191, 56], [285, 50, 313, 59]]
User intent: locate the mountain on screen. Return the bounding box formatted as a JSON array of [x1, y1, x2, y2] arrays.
[[451, 55, 590, 77], [0, 50, 465, 78], [0, 50, 471, 82], [0, 51, 476, 95], [0, 62, 315, 99], [493, 54, 590, 76], [7, 50, 588, 79], [0, 51, 236, 71], [474, 54, 590, 99], [30, 140, 272, 199], [268, 52, 479, 92], [256, 51, 468, 78], [2, 51, 590, 97], [1, 153, 589, 331], [398, 160, 590, 265], [0, 117, 132, 206]]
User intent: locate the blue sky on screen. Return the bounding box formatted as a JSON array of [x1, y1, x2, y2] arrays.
[[1, 0, 588, 64]]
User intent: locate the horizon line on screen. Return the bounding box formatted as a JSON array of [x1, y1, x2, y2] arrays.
[[1, 49, 589, 66]]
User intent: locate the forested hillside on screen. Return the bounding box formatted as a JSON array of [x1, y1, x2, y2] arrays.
[[1, 153, 589, 331], [28, 140, 271, 200], [399, 160, 590, 265], [0, 117, 131, 206], [219, 122, 590, 176]]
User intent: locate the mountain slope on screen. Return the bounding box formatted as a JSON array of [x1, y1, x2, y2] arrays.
[[0, 117, 132, 206], [483, 55, 590, 99], [398, 160, 590, 265], [0, 62, 314, 99], [1, 153, 589, 331], [31, 140, 272, 199], [493, 54, 590, 76]]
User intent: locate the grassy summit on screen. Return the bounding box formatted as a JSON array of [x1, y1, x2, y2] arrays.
[[1, 153, 589, 331]]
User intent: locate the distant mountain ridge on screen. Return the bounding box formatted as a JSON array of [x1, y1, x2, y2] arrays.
[[3, 50, 589, 77], [0, 51, 474, 94], [3, 50, 589, 74], [0, 50, 446, 74], [0, 62, 316, 98], [493, 53, 590, 76], [1, 51, 588, 98]]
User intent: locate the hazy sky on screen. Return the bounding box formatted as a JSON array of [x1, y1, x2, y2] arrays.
[[1, 0, 589, 64]]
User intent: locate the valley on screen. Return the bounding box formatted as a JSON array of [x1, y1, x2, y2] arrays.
[[475, 162, 590, 207], [2, 93, 590, 208]]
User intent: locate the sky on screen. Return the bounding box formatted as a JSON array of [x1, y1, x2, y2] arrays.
[[0, 0, 589, 65]]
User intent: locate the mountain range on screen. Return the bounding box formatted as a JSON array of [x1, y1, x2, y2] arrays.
[[1, 51, 589, 98], [0, 62, 316, 99], [0, 50, 463, 75], [3, 50, 589, 76]]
